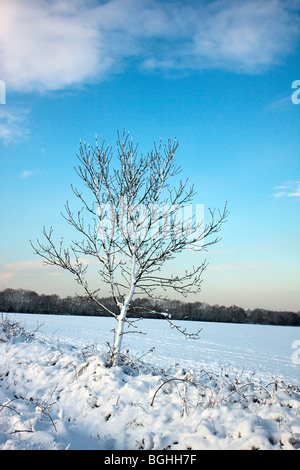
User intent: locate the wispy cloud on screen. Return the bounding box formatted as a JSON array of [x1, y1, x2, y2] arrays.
[[0, 0, 299, 93], [21, 170, 43, 179], [0, 260, 62, 284], [0, 272, 14, 282], [208, 262, 271, 272], [0, 107, 30, 144], [273, 181, 300, 198], [4, 261, 45, 272], [189, 0, 300, 74]]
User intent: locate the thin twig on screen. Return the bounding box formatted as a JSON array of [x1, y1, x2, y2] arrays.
[[150, 377, 198, 407], [10, 429, 34, 434], [0, 399, 21, 416]]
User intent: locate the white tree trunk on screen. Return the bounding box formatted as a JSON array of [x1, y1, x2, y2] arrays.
[[111, 252, 137, 366], [111, 305, 127, 367]]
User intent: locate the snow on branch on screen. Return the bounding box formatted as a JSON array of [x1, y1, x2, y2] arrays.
[[31, 130, 228, 366]]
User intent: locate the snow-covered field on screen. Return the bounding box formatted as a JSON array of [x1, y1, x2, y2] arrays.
[[0, 313, 299, 450]]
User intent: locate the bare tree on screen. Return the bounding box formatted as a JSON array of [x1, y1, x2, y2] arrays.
[[31, 130, 228, 366]]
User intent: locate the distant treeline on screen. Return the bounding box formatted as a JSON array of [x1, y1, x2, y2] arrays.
[[0, 288, 299, 326]]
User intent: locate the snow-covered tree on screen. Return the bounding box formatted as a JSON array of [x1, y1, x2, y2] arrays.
[[31, 130, 227, 366]]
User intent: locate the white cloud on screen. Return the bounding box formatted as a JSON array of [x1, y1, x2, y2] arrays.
[[208, 262, 271, 272], [0, 272, 14, 282], [0, 0, 104, 92], [0, 261, 42, 284], [0, 107, 30, 143], [4, 260, 45, 271], [0, 0, 299, 93], [0, 260, 63, 283], [273, 181, 300, 198], [21, 170, 35, 179], [21, 169, 43, 179], [189, 0, 300, 73]]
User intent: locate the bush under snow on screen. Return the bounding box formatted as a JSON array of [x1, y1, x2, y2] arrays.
[[0, 317, 300, 450]]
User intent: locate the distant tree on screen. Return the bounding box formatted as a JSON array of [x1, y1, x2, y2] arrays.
[[31, 130, 227, 366], [227, 305, 247, 324]]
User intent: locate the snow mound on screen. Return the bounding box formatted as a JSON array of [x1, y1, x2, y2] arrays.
[[0, 318, 299, 450]]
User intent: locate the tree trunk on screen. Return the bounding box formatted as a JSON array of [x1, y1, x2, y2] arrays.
[[111, 305, 128, 367], [111, 267, 136, 366]]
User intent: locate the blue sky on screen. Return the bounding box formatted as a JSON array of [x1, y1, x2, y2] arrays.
[[0, 0, 299, 311]]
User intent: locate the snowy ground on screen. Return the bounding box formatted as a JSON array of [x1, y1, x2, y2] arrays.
[[0, 313, 299, 450]]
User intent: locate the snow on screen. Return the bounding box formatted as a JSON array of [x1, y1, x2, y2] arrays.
[[0, 313, 299, 450]]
